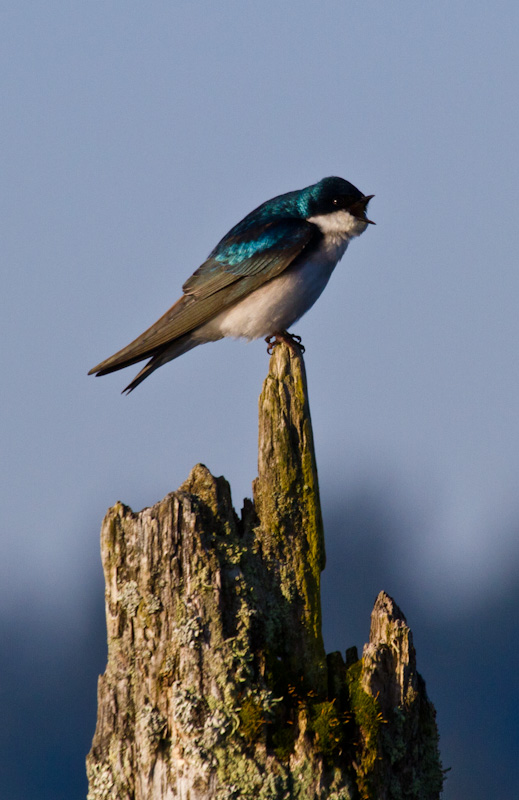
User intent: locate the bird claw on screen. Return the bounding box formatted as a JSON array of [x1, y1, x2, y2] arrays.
[[265, 332, 305, 355]]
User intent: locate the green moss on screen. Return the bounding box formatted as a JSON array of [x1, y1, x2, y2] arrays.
[[238, 696, 265, 747], [347, 661, 384, 735], [346, 659, 386, 799], [308, 699, 342, 758], [271, 725, 296, 762]]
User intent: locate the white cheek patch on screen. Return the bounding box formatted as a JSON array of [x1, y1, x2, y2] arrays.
[[308, 209, 367, 238]]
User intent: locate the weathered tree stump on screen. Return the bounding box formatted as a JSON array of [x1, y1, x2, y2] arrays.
[[87, 345, 443, 799]]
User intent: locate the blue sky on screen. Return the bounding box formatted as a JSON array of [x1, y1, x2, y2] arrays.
[[2, 3, 519, 798]]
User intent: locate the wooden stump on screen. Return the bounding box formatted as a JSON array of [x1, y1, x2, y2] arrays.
[[87, 345, 443, 800]]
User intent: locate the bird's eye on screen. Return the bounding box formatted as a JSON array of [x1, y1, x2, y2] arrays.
[[332, 197, 339, 206]]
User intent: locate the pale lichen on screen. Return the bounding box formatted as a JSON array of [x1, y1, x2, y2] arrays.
[[118, 580, 140, 617]]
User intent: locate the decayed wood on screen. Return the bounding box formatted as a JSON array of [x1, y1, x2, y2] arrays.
[[87, 345, 443, 800]]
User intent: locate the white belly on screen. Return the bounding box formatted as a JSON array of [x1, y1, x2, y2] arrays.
[[203, 238, 349, 340]]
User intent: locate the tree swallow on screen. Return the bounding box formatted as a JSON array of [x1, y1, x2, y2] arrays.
[[89, 176, 374, 393]]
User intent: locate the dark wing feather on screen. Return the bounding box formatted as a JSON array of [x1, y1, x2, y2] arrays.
[[89, 220, 317, 376]]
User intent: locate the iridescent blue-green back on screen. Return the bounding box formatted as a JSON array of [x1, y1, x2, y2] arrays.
[[209, 176, 363, 264]]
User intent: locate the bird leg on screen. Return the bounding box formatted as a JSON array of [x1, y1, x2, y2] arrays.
[[265, 331, 305, 355]]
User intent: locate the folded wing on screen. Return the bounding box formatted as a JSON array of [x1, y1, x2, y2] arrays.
[[89, 219, 317, 377]]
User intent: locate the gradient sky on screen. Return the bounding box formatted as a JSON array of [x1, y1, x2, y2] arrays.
[[2, 3, 518, 798]]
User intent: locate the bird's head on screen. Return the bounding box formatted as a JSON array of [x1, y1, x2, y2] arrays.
[[303, 176, 375, 238]]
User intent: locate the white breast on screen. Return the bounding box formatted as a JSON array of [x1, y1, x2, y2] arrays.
[[202, 230, 351, 341]]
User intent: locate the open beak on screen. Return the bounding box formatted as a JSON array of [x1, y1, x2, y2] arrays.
[[351, 194, 376, 225]]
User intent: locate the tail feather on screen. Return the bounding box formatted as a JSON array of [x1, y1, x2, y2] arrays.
[[89, 331, 212, 392], [121, 333, 210, 393], [89, 347, 157, 377]]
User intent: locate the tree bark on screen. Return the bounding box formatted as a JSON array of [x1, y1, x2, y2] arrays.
[[87, 345, 443, 800]]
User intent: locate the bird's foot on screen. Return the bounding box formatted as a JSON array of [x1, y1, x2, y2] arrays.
[[265, 331, 305, 355]]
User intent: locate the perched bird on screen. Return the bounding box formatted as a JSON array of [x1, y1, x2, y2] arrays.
[[89, 176, 374, 393]]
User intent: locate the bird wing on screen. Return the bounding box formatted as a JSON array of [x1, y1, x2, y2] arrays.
[[89, 219, 317, 375], [182, 219, 314, 297]]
